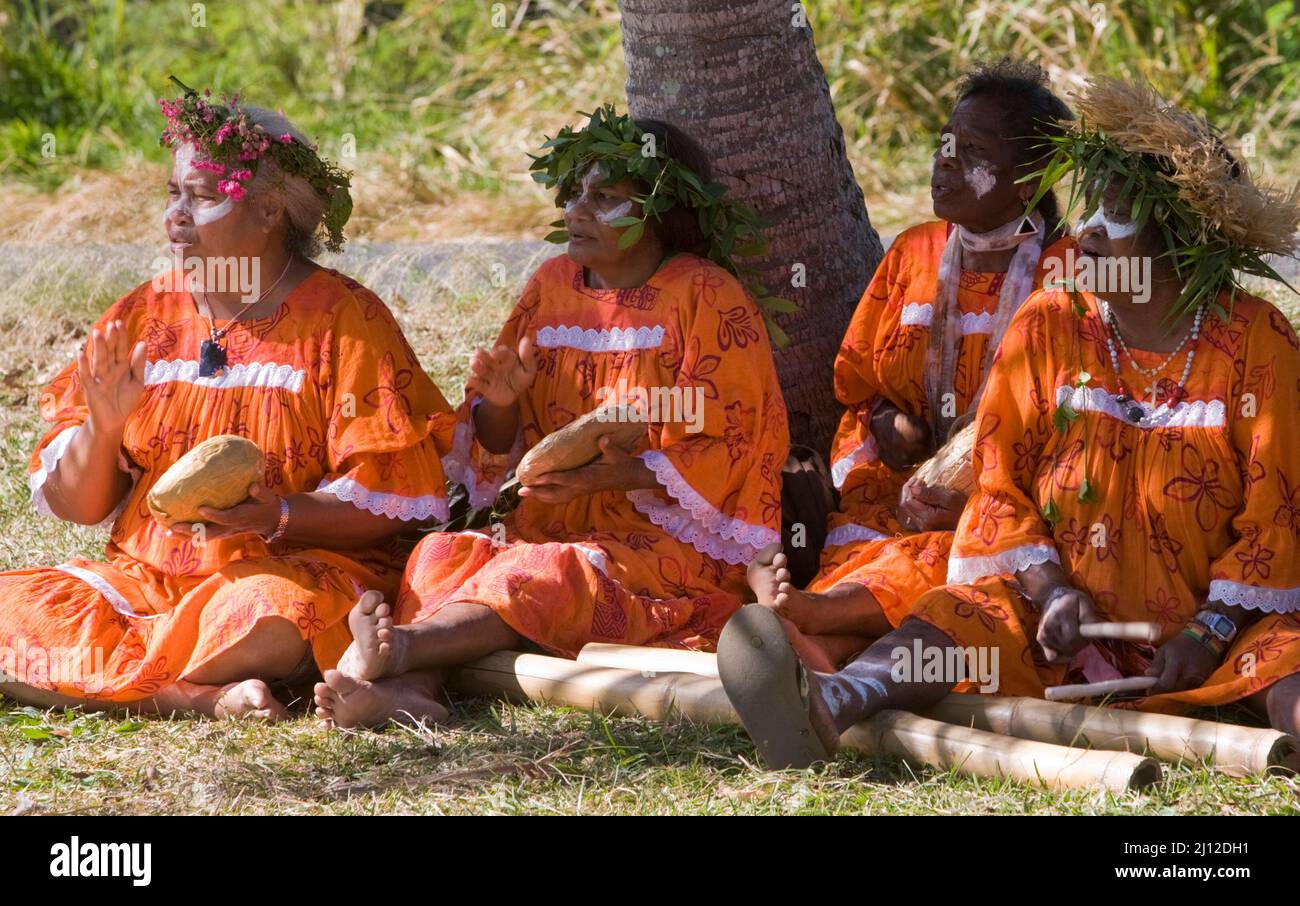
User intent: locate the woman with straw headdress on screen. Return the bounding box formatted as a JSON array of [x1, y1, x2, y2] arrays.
[[313, 107, 789, 728], [747, 59, 1078, 673], [0, 80, 455, 719], [719, 77, 1300, 769]]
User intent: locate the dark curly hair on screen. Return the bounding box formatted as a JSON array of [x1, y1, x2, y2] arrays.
[[955, 58, 1075, 228]]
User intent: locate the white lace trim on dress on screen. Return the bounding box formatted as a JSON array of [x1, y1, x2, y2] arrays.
[[1055, 385, 1226, 429], [947, 543, 1059, 584], [535, 324, 666, 352], [1208, 579, 1300, 613], [53, 563, 152, 619], [824, 523, 890, 548], [315, 476, 449, 522], [627, 450, 779, 565], [144, 359, 306, 392]]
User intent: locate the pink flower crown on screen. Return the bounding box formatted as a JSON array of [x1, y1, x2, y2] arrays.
[[158, 76, 353, 252]]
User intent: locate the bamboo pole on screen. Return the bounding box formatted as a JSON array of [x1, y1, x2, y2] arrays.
[[573, 644, 1296, 775], [927, 693, 1295, 777], [576, 642, 720, 677], [449, 651, 1160, 791], [1045, 677, 1158, 701], [1079, 622, 1161, 642]]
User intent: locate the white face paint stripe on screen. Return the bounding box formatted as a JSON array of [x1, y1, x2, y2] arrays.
[[164, 143, 236, 228], [966, 164, 996, 199], [1081, 206, 1139, 239]]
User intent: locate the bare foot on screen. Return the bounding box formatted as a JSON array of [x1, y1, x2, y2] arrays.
[[313, 669, 448, 730], [746, 543, 826, 632], [213, 679, 290, 721], [336, 590, 403, 682]]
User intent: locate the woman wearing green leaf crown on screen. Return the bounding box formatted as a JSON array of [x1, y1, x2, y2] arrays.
[[718, 77, 1300, 770], [315, 108, 789, 728]]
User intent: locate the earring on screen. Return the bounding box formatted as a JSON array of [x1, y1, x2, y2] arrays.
[[1014, 215, 1037, 237]]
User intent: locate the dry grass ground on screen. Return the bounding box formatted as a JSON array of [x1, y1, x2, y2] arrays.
[[1, 234, 1299, 814]]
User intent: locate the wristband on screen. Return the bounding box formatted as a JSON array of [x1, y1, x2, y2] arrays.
[[263, 497, 290, 544], [1180, 622, 1228, 659]]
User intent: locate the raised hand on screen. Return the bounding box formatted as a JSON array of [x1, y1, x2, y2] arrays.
[[466, 335, 537, 408], [77, 320, 147, 435]]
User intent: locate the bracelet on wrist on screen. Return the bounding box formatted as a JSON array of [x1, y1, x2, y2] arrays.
[[263, 497, 290, 544], [1180, 622, 1228, 659]]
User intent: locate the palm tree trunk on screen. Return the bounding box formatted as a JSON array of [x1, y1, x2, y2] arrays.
[[619, 0, 883, 451]]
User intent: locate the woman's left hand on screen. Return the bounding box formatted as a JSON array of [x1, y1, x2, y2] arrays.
[[518, 437, 654, 505], [1145, 631, 1221, 694], [164, 483, 282, 541], [897, 475, 967, 532]]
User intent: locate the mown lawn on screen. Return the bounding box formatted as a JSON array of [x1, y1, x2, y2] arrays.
[[1, 245, 1299, 815]]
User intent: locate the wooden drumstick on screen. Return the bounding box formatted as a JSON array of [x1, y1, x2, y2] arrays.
[[1079, 622, 1161, 643], [1045, 676, 1159, 702]]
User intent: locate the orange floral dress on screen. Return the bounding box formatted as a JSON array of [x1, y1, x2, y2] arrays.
[[0, 268, 454, 701], [788, 221, 1076, 671], [910, 287, 1300, 711], [396, 252, 789, 656]]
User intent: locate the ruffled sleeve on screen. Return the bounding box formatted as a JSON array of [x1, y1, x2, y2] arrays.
[[946, 292, 1062, 584], [440, 274, 539, 509], [28, 296, 140, 525], [1206, 304, 1300, 613], [625, 262, 788, 564], [315, 288, 455, 522]]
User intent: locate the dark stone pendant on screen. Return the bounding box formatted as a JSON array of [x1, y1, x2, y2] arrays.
[[1116, 395, 1143, 423], [199, 339, 228, 377]]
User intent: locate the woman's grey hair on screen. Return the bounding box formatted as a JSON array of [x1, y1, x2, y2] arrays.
[[241, 106, 327, 259]]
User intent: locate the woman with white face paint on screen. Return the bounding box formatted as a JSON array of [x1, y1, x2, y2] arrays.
[[314, 110, 790, 730], [721, 77, 1300, 771], [744, 59, 1077, 678], [0, 82, 455, 720]]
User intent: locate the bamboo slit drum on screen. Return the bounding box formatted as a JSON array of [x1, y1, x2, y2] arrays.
[[515, 403, 646, 485], [146, 435, 264, 524], [926, 693, 1295, 776], [449, 651, 1162, 791], [571, 644, 1296, 775]]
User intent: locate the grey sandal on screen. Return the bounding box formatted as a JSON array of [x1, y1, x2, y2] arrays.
[[717, 604, 833, 769]]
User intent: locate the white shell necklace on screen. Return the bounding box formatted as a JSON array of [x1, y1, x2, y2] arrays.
[[1100, 299, 1205, 426]]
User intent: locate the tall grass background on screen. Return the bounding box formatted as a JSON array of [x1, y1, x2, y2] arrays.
[[3, 0, 1297, 206]]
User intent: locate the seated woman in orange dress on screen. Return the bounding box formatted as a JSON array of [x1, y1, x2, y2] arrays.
[[0, 80, 453, 719], [720, 77, 1300, 769], [747, 60, 1077, 672], [314, 107, 789, 728]]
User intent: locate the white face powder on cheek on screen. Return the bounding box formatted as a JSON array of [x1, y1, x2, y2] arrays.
[[966, 164, 997, 199], [1081, 206, 1139, 239], [595, 200, 633, 225], [163, 143, 235, 227]]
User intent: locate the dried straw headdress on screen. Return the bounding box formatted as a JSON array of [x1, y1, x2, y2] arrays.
[[1027, 77, 1300, 316]]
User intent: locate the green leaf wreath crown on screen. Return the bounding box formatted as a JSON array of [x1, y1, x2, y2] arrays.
[[159, 76, 354, 253], [528, 104, 793, 343]]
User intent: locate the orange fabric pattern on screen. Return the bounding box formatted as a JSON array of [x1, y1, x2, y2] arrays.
[[910, 288, 1300, 711], [0, 269, 454, 700], [397, 252, 789, 656], [787, 222, 1076, 670]]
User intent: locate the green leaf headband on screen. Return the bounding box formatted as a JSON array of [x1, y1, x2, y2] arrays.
[[159, 76, 354, 253], [528, 104, 793, 343]]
